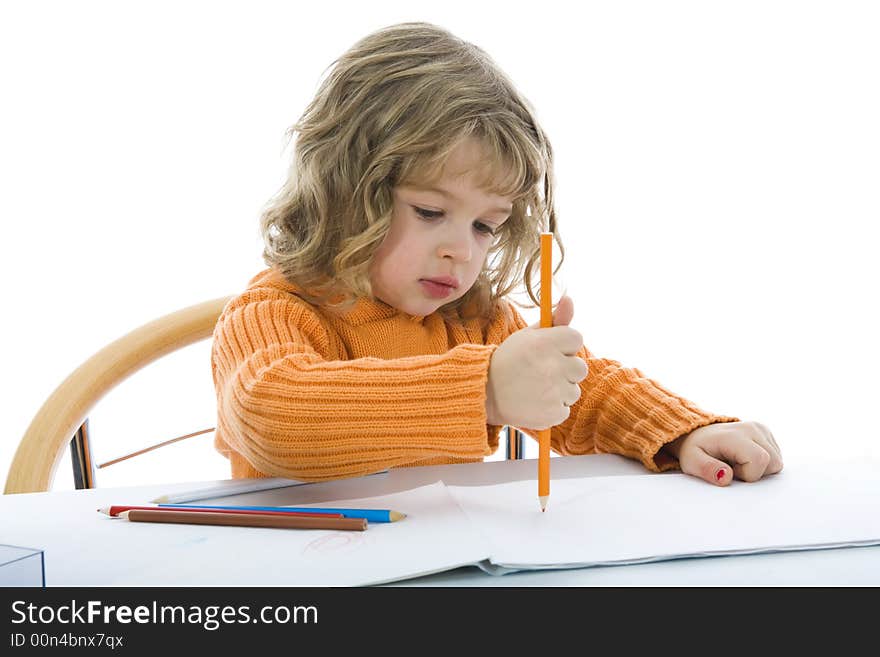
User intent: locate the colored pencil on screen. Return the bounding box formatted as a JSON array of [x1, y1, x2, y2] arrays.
[[118, 509, 367, 531], [539, 232, 553, 512], [161, 504, 406, 523], [97, 505, 343, 519]]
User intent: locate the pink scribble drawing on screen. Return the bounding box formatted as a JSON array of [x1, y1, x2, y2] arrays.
[[301, 531, 368, 556]]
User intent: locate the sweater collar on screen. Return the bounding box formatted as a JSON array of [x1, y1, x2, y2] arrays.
[[254, 268, 429, 326], [340, 294, 428, 326]]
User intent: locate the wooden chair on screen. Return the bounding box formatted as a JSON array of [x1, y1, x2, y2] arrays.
[[4, 296, 233, 494], [4, 293, 527, 495]]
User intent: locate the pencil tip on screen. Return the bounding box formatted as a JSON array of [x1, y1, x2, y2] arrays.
[[389, 511, 407, 522], [539, 496, 548, 512]]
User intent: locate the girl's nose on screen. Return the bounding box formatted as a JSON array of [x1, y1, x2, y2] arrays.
[[436, 225, 473, 262]]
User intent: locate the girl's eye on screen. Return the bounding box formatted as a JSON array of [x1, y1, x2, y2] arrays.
[[413, 207, 497, 237], [414, 207, 443, 220]]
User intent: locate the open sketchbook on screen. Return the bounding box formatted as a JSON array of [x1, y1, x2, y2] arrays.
[[5, 463, 879, 586], [223, 462, 880, 584], [339, 462, 880, 582]]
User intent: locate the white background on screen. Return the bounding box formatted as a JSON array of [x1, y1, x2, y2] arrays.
[[1, 1, 877, 492]]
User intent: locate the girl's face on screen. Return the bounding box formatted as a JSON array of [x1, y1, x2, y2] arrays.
[[370, 138, 513, 317]]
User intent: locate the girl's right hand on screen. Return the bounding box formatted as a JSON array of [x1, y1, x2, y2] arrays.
[[485, 296, 588, 429]]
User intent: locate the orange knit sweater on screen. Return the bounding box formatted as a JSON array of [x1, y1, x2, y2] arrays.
[[211, 268, 738, 481]]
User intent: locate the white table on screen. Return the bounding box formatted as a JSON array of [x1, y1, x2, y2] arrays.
[[3, 454, 878, 586]]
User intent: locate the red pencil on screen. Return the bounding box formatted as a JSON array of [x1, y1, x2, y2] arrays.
[[97, 505, 343, 519]]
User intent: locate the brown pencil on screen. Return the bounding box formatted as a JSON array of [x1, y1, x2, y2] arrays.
[[98, 505, 344, 519], [118, 509, 367, 531]]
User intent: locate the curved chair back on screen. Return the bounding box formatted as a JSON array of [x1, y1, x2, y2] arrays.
[[4, 296, 232, 494]]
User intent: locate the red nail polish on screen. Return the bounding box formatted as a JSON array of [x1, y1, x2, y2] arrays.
[[716, 468, 726, 482]]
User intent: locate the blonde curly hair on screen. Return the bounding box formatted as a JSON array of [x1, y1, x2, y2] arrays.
[[260, 21, 563, 324]]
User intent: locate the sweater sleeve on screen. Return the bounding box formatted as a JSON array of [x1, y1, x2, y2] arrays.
[[495, 302, 739, 472], [211, 290, 498, 481]]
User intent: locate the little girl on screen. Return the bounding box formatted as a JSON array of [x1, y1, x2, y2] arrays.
[[211, 22, 782, 488]]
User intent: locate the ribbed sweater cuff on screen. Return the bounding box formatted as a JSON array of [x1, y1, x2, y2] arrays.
[[582, 381, 739, 472]]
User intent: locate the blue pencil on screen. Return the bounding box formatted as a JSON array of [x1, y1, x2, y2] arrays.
[[160, 504, 405, 523]]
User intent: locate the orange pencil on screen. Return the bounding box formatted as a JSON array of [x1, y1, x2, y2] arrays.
[[538, 232, 552, 512]]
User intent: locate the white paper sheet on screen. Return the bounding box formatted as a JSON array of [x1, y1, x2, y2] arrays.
[[5, 463, 879, 585], [1, 482, 491, 586], [448, 463, 880, 574]]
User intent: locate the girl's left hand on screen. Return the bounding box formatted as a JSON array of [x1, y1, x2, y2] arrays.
[[663, 421, 783, 486]]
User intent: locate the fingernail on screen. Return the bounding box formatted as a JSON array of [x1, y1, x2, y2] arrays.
[[715, 468, 726, 482]]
